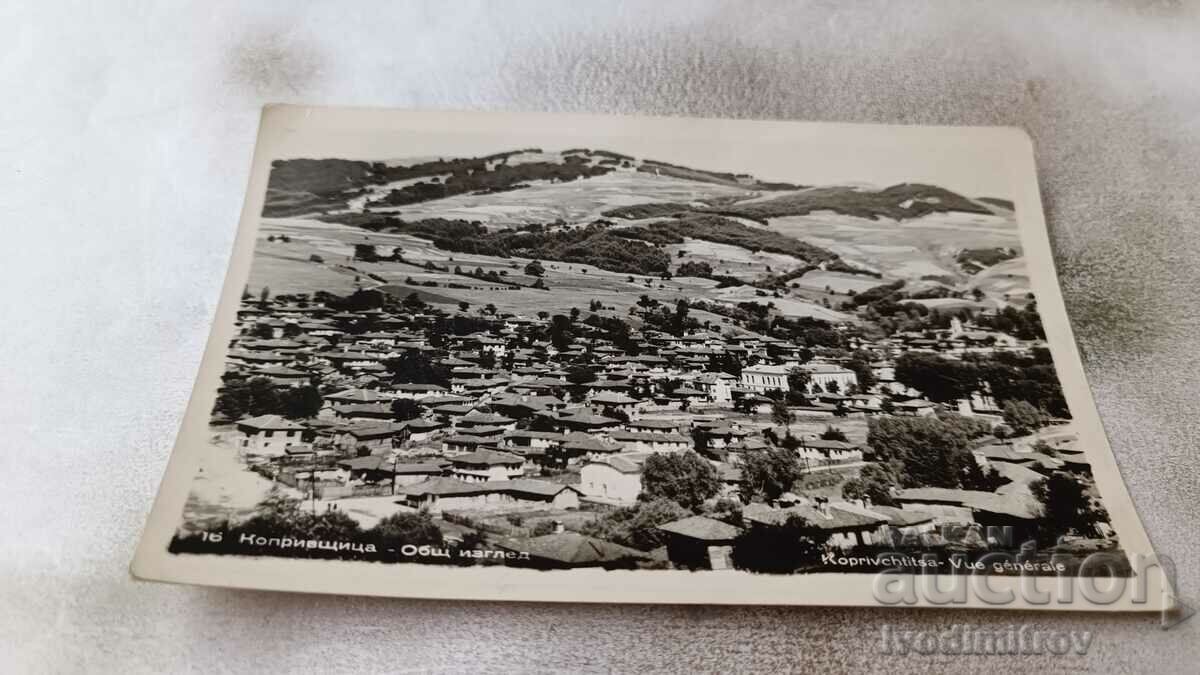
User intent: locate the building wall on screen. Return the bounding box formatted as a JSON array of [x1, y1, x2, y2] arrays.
[[579, 464, 642, 503], [453, 464, 524, 482], [241, 429, 302, 456]]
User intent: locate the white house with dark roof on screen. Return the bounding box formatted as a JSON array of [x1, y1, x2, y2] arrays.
[[579, 452, 652, 504], [449, 449, 526, 482], [234, 415, 307, 456]]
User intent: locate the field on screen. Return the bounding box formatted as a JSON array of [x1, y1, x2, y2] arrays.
[[766, 210, 1020, 284], [251, 218, 753, 319], [792, 270, 893, 294], [366, 170, 752, 226], [970, 257, 1033, 306], [712, 285, 854, 322], [665, 238, 807, 278]]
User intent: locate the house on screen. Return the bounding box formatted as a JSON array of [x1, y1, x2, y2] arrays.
[[496, 531, 646, 569], [657, 515, 742, 570], [335, 456, 447, 486], [457, 409, 517, 431], [893, 487, 1042, 544], [234, 415, 307, 456], [254, 365, 311, 388], [449, 449, 526, 482], [739, 364, 790, 393], [794, 438, 864, 465], [404, 419, 449, 443], [834, 501, 939, 547], [797, 362, 858, 395], [391, 383, 449, 400], [693, 372, 736, 405], [441, 434, 500, 455], [333, 421, 410, 454], [556, 409, 621, 432], [587, 390, 643, 416], [331, 402, 395, 421], [893, 399, 937, 417], [324, 388, 392, 407], [742, 500, 888, 550], [609, 430, 691, 454], [579, 452, 651, 504], [398, 477, 581, 513], [625, 418, 683, 434]]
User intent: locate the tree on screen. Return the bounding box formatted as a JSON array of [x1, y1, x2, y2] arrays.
[[786, 366, 812, 395], [371, 510, 443, 548], [565, 364, 596, 386], [1002, 399, 1044, 436], [820, 426, 848, 442], [549, 315, 573, 352], [258, 286, 271, 306], [1031, 473, 1110, 546], [676, 260, 714, 278], [390, 398, 422, 421], [770, 399, 793, 431], [731, 513, 829, 573], [213, 376, 280, 420], [458, 301, 470, 312], [894, 352, 978, 403], [249, 322, 275, 339], [669, 299, 691, 336], [354, 244, 379, 262], [740, 447, 805, 502], [280, 385, 322, 419], [640, 452, 721, 511], [841, 463, 898, 506], [391, 246, 404, 260], [484, 303, 497, 316], [867, 415, 979, 489], [580, 498, 690, 551], [524, 260, 545, 277], [384, 351, 451, 386], [402, 292, 425, 312]]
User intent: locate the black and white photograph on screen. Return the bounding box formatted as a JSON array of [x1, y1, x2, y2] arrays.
[[132, 107, 1162, 607]]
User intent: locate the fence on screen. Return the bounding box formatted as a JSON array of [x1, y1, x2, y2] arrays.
[[316, 483, 395, 500]]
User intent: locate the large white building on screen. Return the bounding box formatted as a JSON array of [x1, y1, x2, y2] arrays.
[[739, 364, 791, 393], [797, 362, 858, 394]]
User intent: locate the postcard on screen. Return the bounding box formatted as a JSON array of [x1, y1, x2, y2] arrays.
[[133, 105, 1170, 610]]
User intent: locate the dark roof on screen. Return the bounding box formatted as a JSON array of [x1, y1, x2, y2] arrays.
[[341, 422, 408, 439], [501, 532, 646, 565], [450, 449, 525, 466], [657, 516, 741, 541], [236, 415, 305, 431], [743, 502, 886, 531]]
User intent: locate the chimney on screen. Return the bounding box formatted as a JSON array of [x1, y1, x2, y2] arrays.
[[553, 520, 564, 534]]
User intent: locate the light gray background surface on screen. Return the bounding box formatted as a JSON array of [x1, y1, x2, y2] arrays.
[[2, 1, 1198, 672]]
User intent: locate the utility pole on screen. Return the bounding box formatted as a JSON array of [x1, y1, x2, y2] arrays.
[[391, 453, 399, 496]]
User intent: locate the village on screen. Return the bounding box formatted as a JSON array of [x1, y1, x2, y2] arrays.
[[174, 269, 1111, 572]]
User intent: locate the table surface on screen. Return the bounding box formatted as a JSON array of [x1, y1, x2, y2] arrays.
[[2, 2, 1199, 672]]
